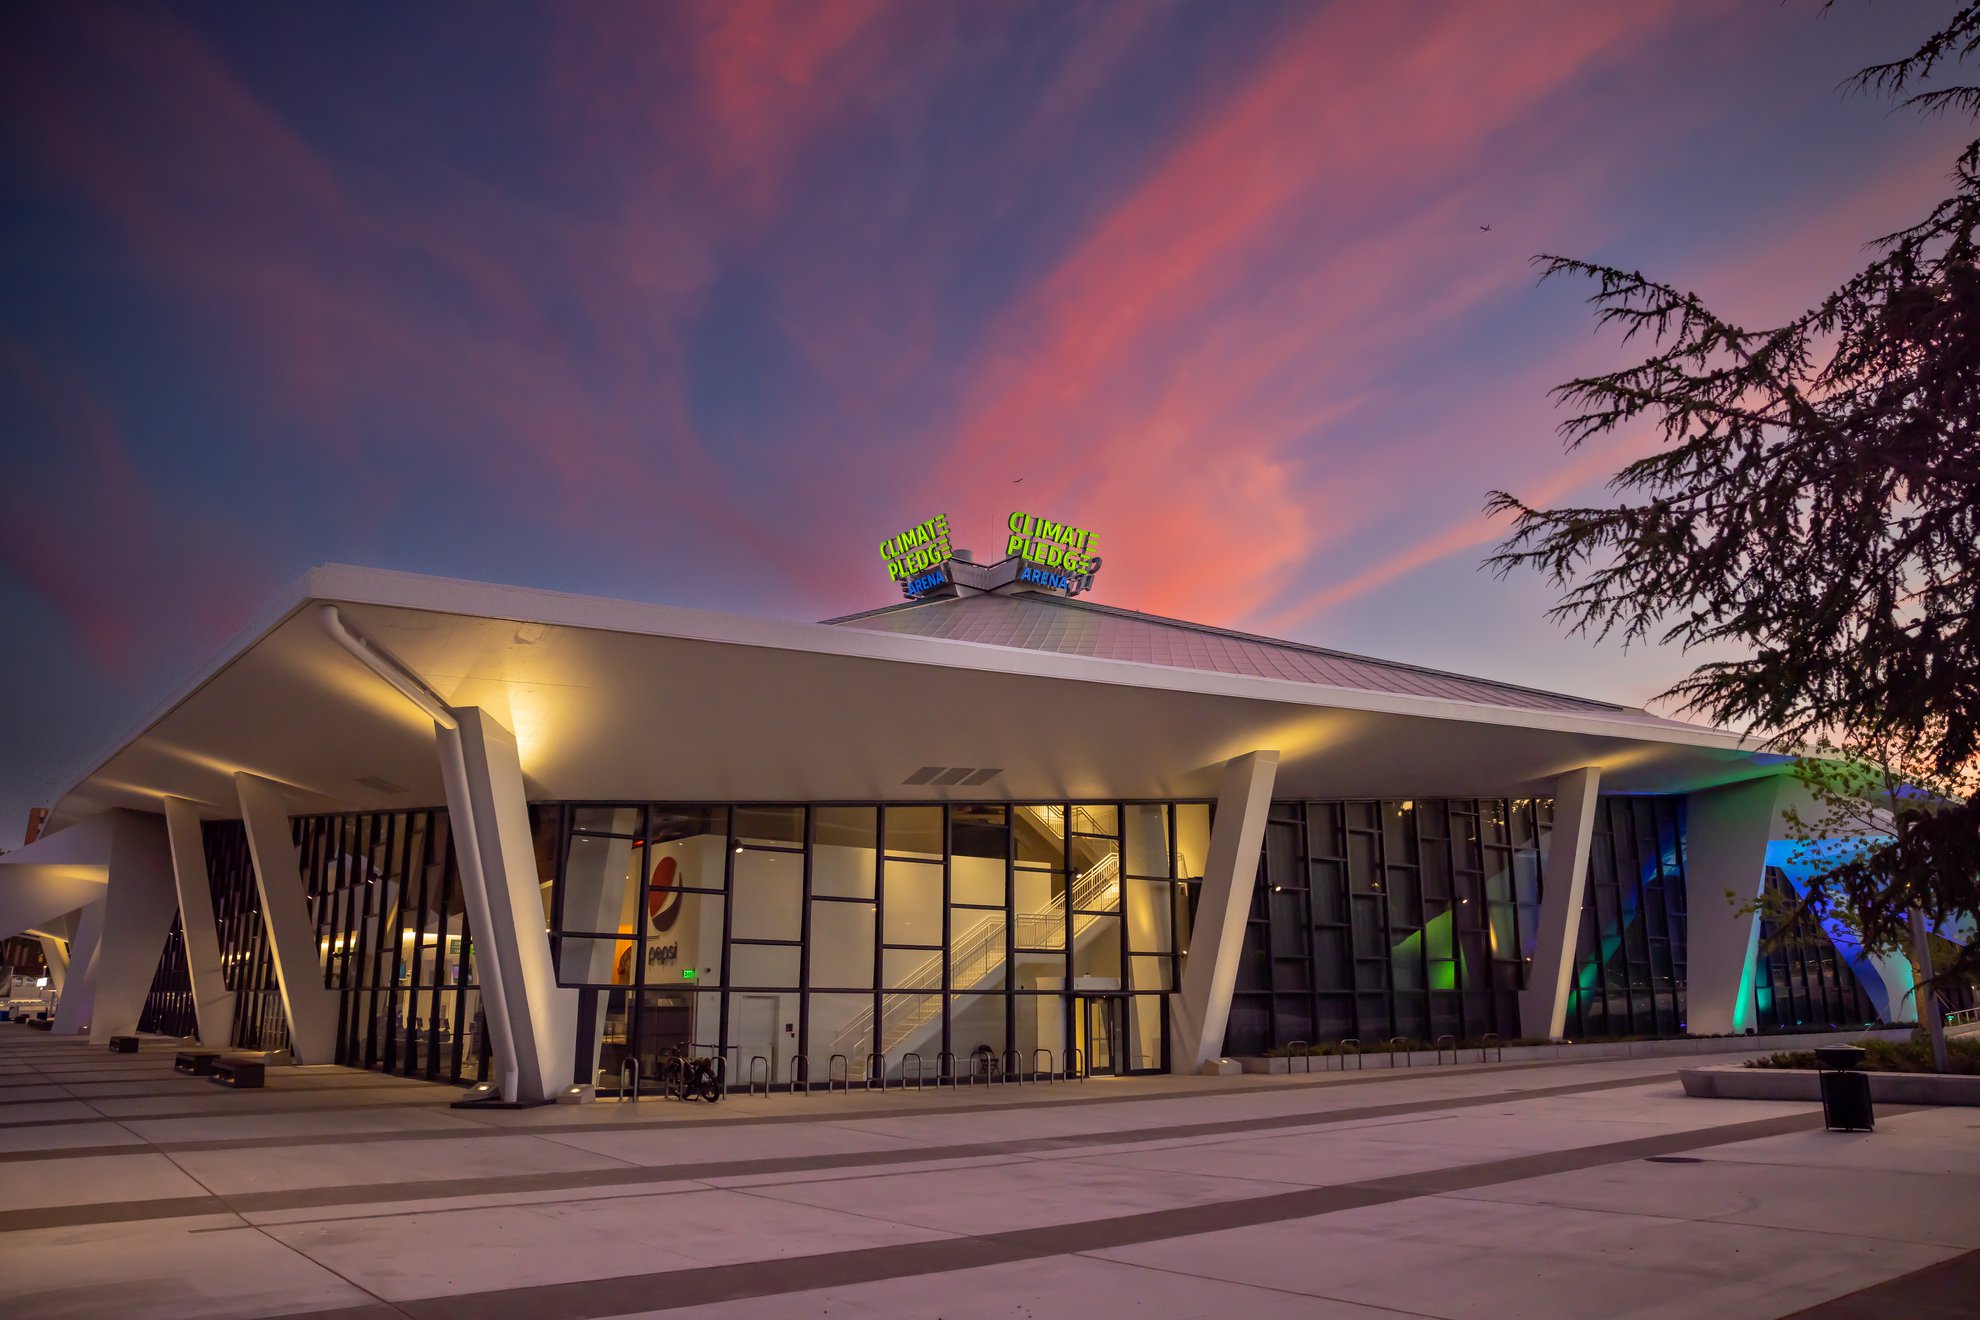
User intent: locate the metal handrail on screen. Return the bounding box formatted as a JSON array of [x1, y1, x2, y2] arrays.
[[1337, 1038, 1362, 1070], [1947, 1006, 1980, 1027], [902, 1052, 925, 1090], [828, 1053, 849, 1093], [748, 1055, 770, 1096], [1287, 1039, 1312, 1074], [792, 1054, 811, 1095], [1435, 1035, 1457, 1066], [1480, 1032, 1503, 1063], [1033, 1047, 1054, 1082], [1001, 1048, 1025, 1084], [1387, 1036, 1410, 1067], [1065, 1046, 1085, 1081], [937, 1050, 959, 1086], [865, 1052, 887, 1090]]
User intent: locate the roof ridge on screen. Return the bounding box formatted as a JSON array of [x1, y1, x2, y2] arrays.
[[827, 589, 1632, 714]]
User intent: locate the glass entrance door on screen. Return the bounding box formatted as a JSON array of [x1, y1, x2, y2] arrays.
[[1074, 996, 1121, 1077]]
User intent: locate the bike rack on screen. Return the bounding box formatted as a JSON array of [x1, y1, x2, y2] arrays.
[[1001, 1048, 1025, 1085], [828, 1053, 850, 1094], [1065, 1046, 1085, 1081], [1337, 1038, 1363, 1070], [748, 1055, 770, 1096], [937, 1051, 959, 1087], [971, 1050, 999, 1085], [865, 1052, 887, 1091], [902, 1052, 925, 1090], [1287, 1039, 1312, 1074], [1387, 1036, 1410, 1067], [1034, 1048, 1054, 1082], [791, 1054, 811, 1095], [619, 1056, 640, 1102], [1480, 1032, 1503, 1064], [1435, 1035, 1457, 1066]]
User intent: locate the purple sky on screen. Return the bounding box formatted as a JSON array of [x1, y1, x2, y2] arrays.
[[0, 1, 1968, 834]]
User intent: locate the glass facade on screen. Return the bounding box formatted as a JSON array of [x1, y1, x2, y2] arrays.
[[123, 786, 1859, 1080], [1564, 796, 1689, 1037], [544, 801, 1208, 1088], [205, 820, 291, 1053], [1227, 798, 1546, 1053], [138, 914, 196, 1038], [1748, 868, 1880, 1030], [294, 809, 489, 1084]]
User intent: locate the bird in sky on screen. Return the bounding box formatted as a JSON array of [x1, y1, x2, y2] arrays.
[[1478, 224, 1492, 232]]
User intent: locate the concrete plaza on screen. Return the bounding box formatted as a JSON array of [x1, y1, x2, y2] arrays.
[[0, 1031, 1972, 1319]]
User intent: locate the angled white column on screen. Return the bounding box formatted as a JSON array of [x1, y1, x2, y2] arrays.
[[1518, 766, 1603, 1040], [163, 798, 238, 1046], [438, 707, 575, 1103], [82, 812, 181, 1044], [1172, 750, 1279, 1072], [36, 932, 68, 993], [52, 900, 103, 1035], [235, 774, 342, 1062], [1683, 774, 1790, 1035]]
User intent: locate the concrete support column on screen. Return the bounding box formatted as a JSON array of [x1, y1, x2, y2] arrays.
[[35, 932, 68, 994], [235, 774, 342, 1062], [1172, 750, 1279, 1072], [163, 799, 238, 1047], [1518, 766, 1602, 1040], [1682, 775, 1790, 1035], [51, 901, 103, 1035], [82, 813, 181, 1044], [437, 707, 575, 1103]]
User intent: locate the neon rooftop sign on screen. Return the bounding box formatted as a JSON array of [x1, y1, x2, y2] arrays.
[[880, 510, 1101, 599]]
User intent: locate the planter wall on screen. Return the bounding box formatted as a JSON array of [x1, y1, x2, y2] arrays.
[[1680, 1065, 1980, 1106]]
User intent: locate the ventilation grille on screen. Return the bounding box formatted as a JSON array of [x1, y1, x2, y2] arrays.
[[901, 766, 1003, 787]]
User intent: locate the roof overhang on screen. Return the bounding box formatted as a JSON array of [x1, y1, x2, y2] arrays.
[[46, 565, 1788, 830]]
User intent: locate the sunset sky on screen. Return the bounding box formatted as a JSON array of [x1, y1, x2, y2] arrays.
[[0, 1, 1969, 831]]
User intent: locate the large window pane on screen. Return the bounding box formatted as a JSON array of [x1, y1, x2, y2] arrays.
[[951, 854, 1005, 906], [815, 807, 877, 849], [948, 907, 1006, 993], [808, 994, 872, 1079], [884, 806, 944, 859], [1175, 804, 1210, 879], [1015, 806, 1064, 865], [734, 805, 803, 847], [1123, 804, 1169, 877], [1073, 915, 1121, 979], [883, 861, 942, 945], [951, 994, 1006, 1074], [731, 849, 802, 942], [730, 943, 799, 988], [882, 947, 942, 991], [1125, 879, 1172, 952], [808, 901, 874, 988]]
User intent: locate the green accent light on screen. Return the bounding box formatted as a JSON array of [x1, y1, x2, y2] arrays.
[[681, 968, 697, 982]]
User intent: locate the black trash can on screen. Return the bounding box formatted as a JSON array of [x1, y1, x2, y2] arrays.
[[1815, 1045, 1873, 1132]]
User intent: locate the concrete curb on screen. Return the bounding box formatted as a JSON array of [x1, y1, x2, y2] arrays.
[[1679, 1064, 1980, 1106]]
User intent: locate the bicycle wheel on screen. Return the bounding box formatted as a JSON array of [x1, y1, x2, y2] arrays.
[[695, 1061, 722, 1104]]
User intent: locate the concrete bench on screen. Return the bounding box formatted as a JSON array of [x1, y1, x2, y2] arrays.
[[174, 1050, 223, 1076], [108, 1035, 139, 1054], [210, 1057, 265, 1089]]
